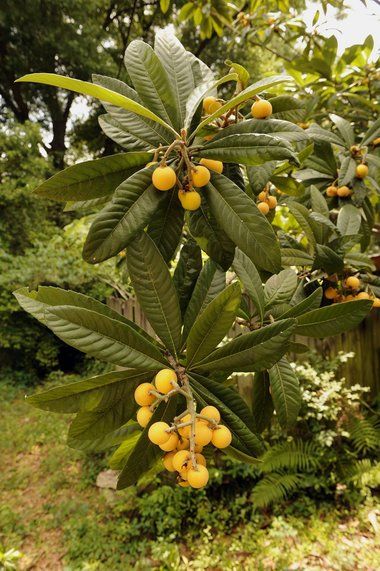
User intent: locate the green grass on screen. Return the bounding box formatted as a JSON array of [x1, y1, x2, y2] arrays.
[[1, 379, 380, 570]]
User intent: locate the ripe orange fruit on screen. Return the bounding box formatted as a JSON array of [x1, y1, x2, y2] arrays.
[[258, 191, 267, 201], [136, 406, 153, 428], [155, 368, 177, 394], [356, 291, 371, 300], [211, 425, 232, 448], [373, 298, 380, 308], [172, 450, 191, 472], [148, 422, 171, 445], [199, 405, 221, 424], [134, 383, 155, 406], [187, 465, 209, 488], [326, 186, 337, 197], [192, 165, 211, 187], [208, 100, 223, 114], [178, 190, 201, 211], [159, 433, 179, 452], [176, 438, 190, 450], [337, 186, 352, 197], [345, 276, 361, 290], [267, 196, 277, 209], [152, 165, 177, 191], [163, 451, 176, 472], [194, 422, 213, 446], [257, 201, 270, 215], [324, 287, 338, 300], [203, 96, 218, 114], [199, 158, 223, 173], [355, 164, 368, 179], [251, 99, 272, 119]]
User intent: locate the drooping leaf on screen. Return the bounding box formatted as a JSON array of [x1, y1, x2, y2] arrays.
[[330, 113, 355, 147], [281, 248, 314, 267], [251, 371, 274, 433], [98, 114, 150, 150], [186, 282, 241, 367], [205, 173, 281, 273], [247, 162, 277, 195], [109, 431, 141, 470], [306, 124, 346, 147], [269, 357, 301, 428], [33, 153, 152, 201], [338, 156, 357, 186], [337, 204, 362, 236], [173, 238, 203, 317], [269, 95, 305, 122], [264, 269, 298, 308], [310, 185, 329, 218], [295, 300, 372, 337], [280, 288, 323, 318], [195, 319, 296, 372], [83, 168, 164, 264], [147, 190, 184, 262], [287, 201, 317, 252], [313, 244, 344, 274], [127, 232, 182, 357], [210, 118, 308, 143], [70, 423, 140, 453], [233, 249, 265, 322], [182, 260, 226, 341]]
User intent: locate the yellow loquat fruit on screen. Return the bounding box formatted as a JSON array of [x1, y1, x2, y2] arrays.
[[187, 465, 209, 488], [178, 190, 201, 211], [134, 383, 155, 406], [192, 165, 211, 187], [159, 433, 179, 452], [257, 201, 270, 215], [136, 406, 153, 428], [211, 425, 232, 449], [199, 158, 223, 173], [251, 99, 272, 119], [152, 165, 177, 191], [355, 164, 368, 179], [155, 368, 177, 394], [148, 422, 171, 445], [345, 276, 361, 290]]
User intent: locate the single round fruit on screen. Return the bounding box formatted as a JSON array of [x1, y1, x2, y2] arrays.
[[373, 297, 380, 308], [355, 164, 368, 179], [148, 422, 171, 445], [199, 406, 221, 424], [324, 287, 338, 300], [177, 438, 190, 450], [199, 158, 223, 174], [208, 100, 223, 114], [172, 450, 190, 472], [195, 453, 207, 467], [159, 433, 179, 452], [251, 99, 273, 119], [258, 191, 267, 201], [194, 422, 213, 446], [373, 137, 380, 147], [192, 165, 211, 187], [152, 166, 177, 191], [267, 195, 277, 209], [163, 451, 176, 472], [136, 406, 153, 428], [345, 276, 361, 290], [257, 201, 270, 215], [356, 291, 371, 300], [337, 185, 351, 197], [326, 185, 337, 197], [146, 161, 158, 168], [134, 383, 155, 406], [155, 368, 177, 394], [179, 190, 201, 211], [344, 294, 354, 302], [187, 465, 209, 488], [203, 96, 217, 113], [211, 425, 232, 449], [178, 480, 190, 487]]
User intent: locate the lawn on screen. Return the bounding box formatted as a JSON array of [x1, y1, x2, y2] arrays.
[[1, 379, 379, 570]]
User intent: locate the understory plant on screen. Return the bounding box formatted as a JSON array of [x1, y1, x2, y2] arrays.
[[15, 30, 378, 490]]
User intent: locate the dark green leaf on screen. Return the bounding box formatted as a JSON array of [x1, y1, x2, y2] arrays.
[[337, 204, 362, 236], [269, 357, 301, 429], [295, 300, 372, 337], [173, 237, 202, 317], [264, 269, 298, 308], [147, 190, 184, 262], [233, 249, 265, 322], [280, 288, 322, 318], [251, 371, 274, 434]]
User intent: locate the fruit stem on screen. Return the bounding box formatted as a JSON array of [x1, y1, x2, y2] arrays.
[[160, 139, 183, 166], [196, 414, 218, 427]]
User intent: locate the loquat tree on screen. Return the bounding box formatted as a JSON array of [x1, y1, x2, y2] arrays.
[[15, 30, 377, 489]]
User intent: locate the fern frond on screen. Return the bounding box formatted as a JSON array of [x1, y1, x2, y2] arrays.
[[251, 472, 304, 508], [348, 417, 380, 454], [260, 440, 320, 473], [344, 459, 380, 489]]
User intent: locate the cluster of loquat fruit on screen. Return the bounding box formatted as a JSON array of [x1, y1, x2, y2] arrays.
[[326, 152, 369, 199], [256, 188, 277, 215], [324, 275, 380, 307], [134, 368, 232, 489], [147, 95, 273, 211]]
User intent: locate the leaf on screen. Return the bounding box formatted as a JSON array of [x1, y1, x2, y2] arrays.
[[269, 357, 301, 428], [295, 300, 372, 337], [16, 73, 179, 137], [127, 232, 182, 357], [44, 306, 166, 369], [251, 371, 274, 433], [345, 252, 375, 272], [306, 124, 346, 147], [247, 162, 277, 195], [281, 248, 314, 267], [195, 319, 296, 372], [189, 373, 264, 456], [287, 201, 317, 252], [362, 117, 380, 146], [147, 190, 184, 262], [310, 185, 329, 218], [210, 118, 308, 143], [205, 173, 281, 273], [186, 283, 241, 367], [109, 432, 141, 470], [98, 114, 150, 150], [27, 369, 149, 413], [198, 133, 297, 166], [280, 288, 323, 318], [338, 156, 357, 186], [154, 30, 196, 126], [83, 168, 164, 264], [182, 260, 226, 341], [173, 238, 202, 317], [337, 204, 362, 236], [270, 176, 305, 197], [188, 198, 235, 271], [264, 269, 298, 308], [313, 244, 344, 274], [117, 397, 177, 489], [71, 423, 140, 453], [330, 114, 355, 147], [269, 95, 305, 122], [34, 153, 152, 201], [233, 249, 265, 322], [192, 75, 293, 137], [124, 40, 182, 130]]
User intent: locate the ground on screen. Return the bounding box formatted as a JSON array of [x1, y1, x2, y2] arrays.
[[1, 380, 379, 570]]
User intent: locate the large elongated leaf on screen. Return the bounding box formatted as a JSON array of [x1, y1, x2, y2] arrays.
[[124, 40, 181, 131], [34, 153, 152, 201], [93, 74, 174, 146], [98, 114, 149, 150], [27, 369, 149, 413], [173, 238, 202, 317], [182, 260, 226, 342], [154, 30, 196, 126], [338, 156, 357, 186], [281, 248, 314, 267], [330, 114, 355, 147], [186, 283, 241, 367], [117, 397, 177, 489], [211, 118, 308, 143], [247, 162, 277, 194], [264, 269, 298, 308], [281, 288, 322, 318], [83, 168, 164, 264], [189, 373, 264, 457], [198, 134, 296, 166], [147, 190, 184, 262], [306, 124, 346, 147], [71, 422, 140, 453], [269, 357, 301, 428], [287, 201, 318, 252], [205, 173, 281, 273], [192, 75, 292, 137], [295, 300, 372, 337], [233, 249, 265, 322], [44, 306, 166, 369], [195, 319, 296, 372], [251, 371, 274, 433], [127, 232, 182, 356], [16, 73, 178, 136], [337, 204, 362, 236], [362, 117, 380, 146]]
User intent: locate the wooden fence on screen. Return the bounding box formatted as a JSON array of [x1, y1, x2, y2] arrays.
[[108, 296, 380, 398]]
